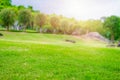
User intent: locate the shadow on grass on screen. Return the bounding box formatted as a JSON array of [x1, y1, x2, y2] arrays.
[[0, 29, 39, 33]]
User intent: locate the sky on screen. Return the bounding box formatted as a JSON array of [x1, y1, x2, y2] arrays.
[[12, 0, 120, 20]]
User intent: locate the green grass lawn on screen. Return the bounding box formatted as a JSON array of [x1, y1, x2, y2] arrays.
[[0, 31, 120, 80]]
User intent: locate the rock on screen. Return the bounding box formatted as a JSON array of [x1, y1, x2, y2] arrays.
[[72, 30, 81, 35], [117, 44, 120, 47], [117, 42, 120, 47], [65, 39, 76, 43], [107, 44, 116, 47], [82, 32, 109, 43]]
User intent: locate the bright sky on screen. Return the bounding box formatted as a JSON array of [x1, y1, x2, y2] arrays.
[[12, 0, 120, 20]]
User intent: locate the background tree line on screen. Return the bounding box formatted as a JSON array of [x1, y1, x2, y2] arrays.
[[0, 0, 120, 42]]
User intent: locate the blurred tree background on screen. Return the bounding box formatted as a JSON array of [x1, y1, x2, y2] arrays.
[[0, 0, 120, 42]]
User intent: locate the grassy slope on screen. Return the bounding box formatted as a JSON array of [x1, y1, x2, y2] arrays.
[[0, 31, 120, 80]]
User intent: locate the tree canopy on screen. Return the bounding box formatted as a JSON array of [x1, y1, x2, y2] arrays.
[[0, 0, 12, 10], [104, 15, 120, 42], [35, 13, 46, 33], [0, 8, 15, 31], [18, 9, 31, 31]]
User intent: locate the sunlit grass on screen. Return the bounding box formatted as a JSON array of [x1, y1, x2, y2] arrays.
[[0, 31, 120, 80]]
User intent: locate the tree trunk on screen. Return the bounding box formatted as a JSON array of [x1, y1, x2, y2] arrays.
[[53, 29, 56, 34], [64, 29, 66, 34], [23, 26, 26, 32], [31, 22, 34, 29], [36, 27, 39, 32], [64, 31, 66, 34], [6, 26, 9, 31], [39, 27, 42, 33], [111, 34, 114, 43]]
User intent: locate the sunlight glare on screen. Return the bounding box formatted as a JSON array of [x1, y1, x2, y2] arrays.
[[63, 0, 96, 19]]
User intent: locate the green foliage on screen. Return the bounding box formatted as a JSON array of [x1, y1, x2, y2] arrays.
[[18, 9, 32, 31], [66, 22, 78, 34], [35, 13, 46, 33], [79, 20, 104, 34], [0, 0, 12, 10], [104, 15, 120, 41], [27, 5, 33, 12], [0, 0, 11, 6], [60, 20, 69, 34], [59, 17, 80, 35], [0, 8, 16, 31], [42, 24, 53, 33], [17, 5, 26, 10], [50, 16, 60, 33]]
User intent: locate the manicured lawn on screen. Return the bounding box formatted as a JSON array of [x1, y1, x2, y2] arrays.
[[0, 31, 120, 80]]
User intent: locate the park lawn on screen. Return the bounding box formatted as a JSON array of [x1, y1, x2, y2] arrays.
[[0, 31, 120, 80]]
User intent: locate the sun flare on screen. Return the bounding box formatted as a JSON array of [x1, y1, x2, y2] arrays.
[[63, 0, 94, 19]]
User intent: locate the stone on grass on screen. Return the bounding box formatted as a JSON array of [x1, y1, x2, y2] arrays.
[[65, 39, 76, 43]]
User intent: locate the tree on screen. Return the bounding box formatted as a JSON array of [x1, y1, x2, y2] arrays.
[[28, 5, 34, 12], [18, 5, 26, 10], [0, 8, 16, 31], [104, 15, 120, 42], [18, 9, 31, 32], [0, 0, 12, 11], [29, 13, 35, 29], [35, 13, 46, 33], [60, 20, 69, 34], [83, 20, 93, 33], [67, 22, 77, 34], [50, 16, 60, 33], [0, 0, 11, 6]]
